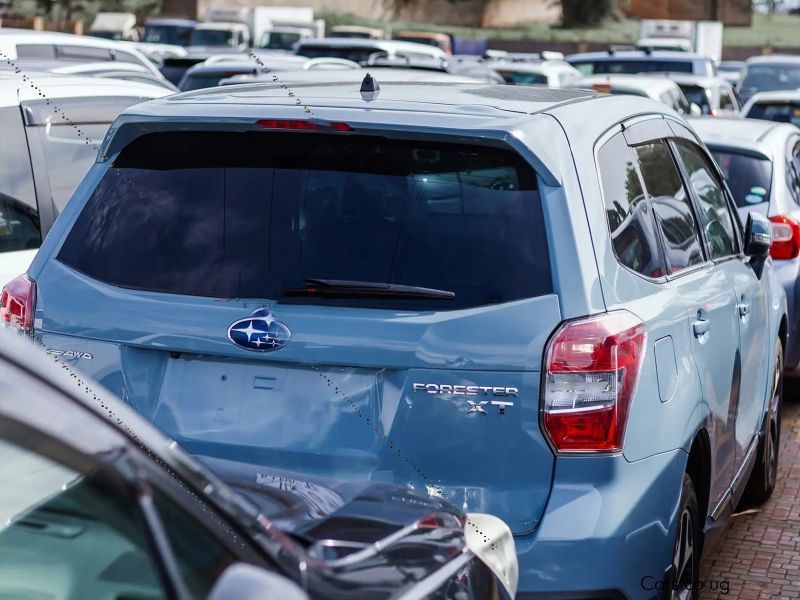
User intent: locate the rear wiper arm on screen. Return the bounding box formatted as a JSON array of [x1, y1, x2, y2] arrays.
[[284, 278, 455, 300]]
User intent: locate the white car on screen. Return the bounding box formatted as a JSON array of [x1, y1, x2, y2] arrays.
[[653, 72, 740, 117], [484, 58, 582, 88], [570, 73, 691, 114], [0, 72, 170, 285], [742, 90, 800, 127], [295, 38, 448, 63], [0, 28, 163, 78]]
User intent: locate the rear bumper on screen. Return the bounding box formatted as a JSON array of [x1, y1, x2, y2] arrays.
[[515, 449, 687, 600]]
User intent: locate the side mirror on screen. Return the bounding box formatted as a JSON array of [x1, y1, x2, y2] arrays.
[[744, 211, 772, 279], [208, 563, 309, 600]]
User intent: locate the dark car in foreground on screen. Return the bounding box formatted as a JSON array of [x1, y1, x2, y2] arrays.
[[0, 330, 518, 599]]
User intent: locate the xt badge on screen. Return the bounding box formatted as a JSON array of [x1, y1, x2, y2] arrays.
[[466, 400, 488, 414]]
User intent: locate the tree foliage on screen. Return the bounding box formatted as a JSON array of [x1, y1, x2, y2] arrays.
[[561, 0, 621, 27]]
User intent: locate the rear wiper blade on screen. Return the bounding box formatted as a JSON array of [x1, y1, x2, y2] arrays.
[[284, 278, 455, 300]]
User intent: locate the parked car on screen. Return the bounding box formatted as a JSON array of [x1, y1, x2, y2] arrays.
[[737, 55, 800, 105], [0, 28, 162, 79], [691, 116, 800, 373], [329, 25, 385, 40], [47, 61, 178, 91], [0, 329, 518, 600], [485, 58, 582, 87], [718, 60, 745, 85], [571, 74, 691, 114], [566, 48, 716, 76], [178, 54, 311, 91], [143, 17, 197, 47], [654, 72, 740, 116], [6, 78, 787, 599], [295, 38, 447, 63], [219, 67, 487, 86], [742, 90, 800, 127], [393, 31, 453, 55], [0, 72, 170, 286]]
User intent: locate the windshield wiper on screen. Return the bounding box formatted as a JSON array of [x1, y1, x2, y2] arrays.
[[284, 278, 455, 300]]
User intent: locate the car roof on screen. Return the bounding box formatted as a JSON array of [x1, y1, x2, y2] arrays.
[[0, 70, 172, 107], [574, 73, 678, 94], [745, 54, 800, 65], [222, 68, 485, 85], [485, 59, 573, 74], [145, 17, 197, 26], [566, 50, 708, 62], [687, 116, 796, 157], [187, 56, 305, 75], [648, 72, 724, 87], [0, 27, 131, 49], [747, 90, 800, 103], [297, 38, 446, 56]]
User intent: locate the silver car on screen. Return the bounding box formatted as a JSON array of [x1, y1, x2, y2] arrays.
[[691, 115, 800, 373]]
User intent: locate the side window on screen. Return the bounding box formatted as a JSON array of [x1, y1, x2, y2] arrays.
[[154, 491, 237, 597], [674, 141, 739, 259], [719, 87, 735, 111], [0, 438, 168, 599], [633, 140, 705, 273], [0, 107, 40, 253], [598, 133, 665, 278]]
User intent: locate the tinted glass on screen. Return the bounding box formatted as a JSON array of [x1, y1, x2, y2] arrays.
[[0, 107, 40, 253], [190, 29, 234, 46], [154, 491, 235, 597], [33, 123, 112, 214], [143, 25, 194, 46], [570, 59, 695, 75], [181, 73, 237, 91], [497, 70, 547, 85], [0, 439, 167, 599], [59, 131, 552, 311], [676, 141, 738, 259], [788, 142, 800, 204], [297, 45, 378, 62], [261, 32, 301, 50], [634, 141, 705, 273], [710, 149, 772, 208], [679, 84, 711, 114], [740, 63, 800, 97], [599, 134, 664, 278], [747, 101, 800, 126]]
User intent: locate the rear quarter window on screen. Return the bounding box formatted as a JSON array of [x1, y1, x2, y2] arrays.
[[58, 131, 553, 311]]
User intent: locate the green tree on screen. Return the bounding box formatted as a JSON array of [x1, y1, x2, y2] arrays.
[[561, 0, 622, 27]]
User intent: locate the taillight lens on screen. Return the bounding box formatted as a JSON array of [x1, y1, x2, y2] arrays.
[[769, 215, 800, 259], [0, 274, 36, 334], [542, 311, 646, 453], [255, 119, 353, 132]]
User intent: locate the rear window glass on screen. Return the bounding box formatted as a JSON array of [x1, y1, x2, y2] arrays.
[[710, 150, 772, 208], [570, 60, 694, 76], [58, 131, 552, 311], [740, 63, 800, 97], [679, 84, 711, 114], [746, 102, 800, 127], [297, 46, 379, 62], [496, 70, 547, 85]]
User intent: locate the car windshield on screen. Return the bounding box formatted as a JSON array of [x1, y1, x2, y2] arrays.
[[261, 32, 301, 50], [190, 29, 233, 47], [571, 59, 695, 75], [58, 130, 552, 311], [747, 101, 800, 126], [709, 149, 772, 208], [33, 122, 112, 215], [143, 25, 194, 46], [740, 63, 800, 96]]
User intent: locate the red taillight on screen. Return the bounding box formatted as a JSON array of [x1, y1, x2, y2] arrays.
[[416, 512, 463, 530], [769, 215, 800, 260], [0, 274, 36, 334], [542, 311, 646, 453], [255, 120, 353, 132]]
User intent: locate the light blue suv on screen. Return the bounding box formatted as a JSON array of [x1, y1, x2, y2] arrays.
[[2, 79, 787, 599]]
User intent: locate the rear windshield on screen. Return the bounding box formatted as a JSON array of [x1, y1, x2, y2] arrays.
[[746, 102, 800, 127], [58, 131, 551, 311], [709, 149, 772, 207], [679, 84, 711, 113], [496, 70, 547, 85], [570, 59, 695, 75], [740, 63, 800, 98]]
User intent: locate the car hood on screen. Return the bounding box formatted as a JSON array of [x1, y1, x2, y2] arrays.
[[193, 448, 453, 545]]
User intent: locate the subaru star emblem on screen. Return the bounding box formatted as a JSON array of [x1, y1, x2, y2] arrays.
[[227, 308, 291, 352]]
